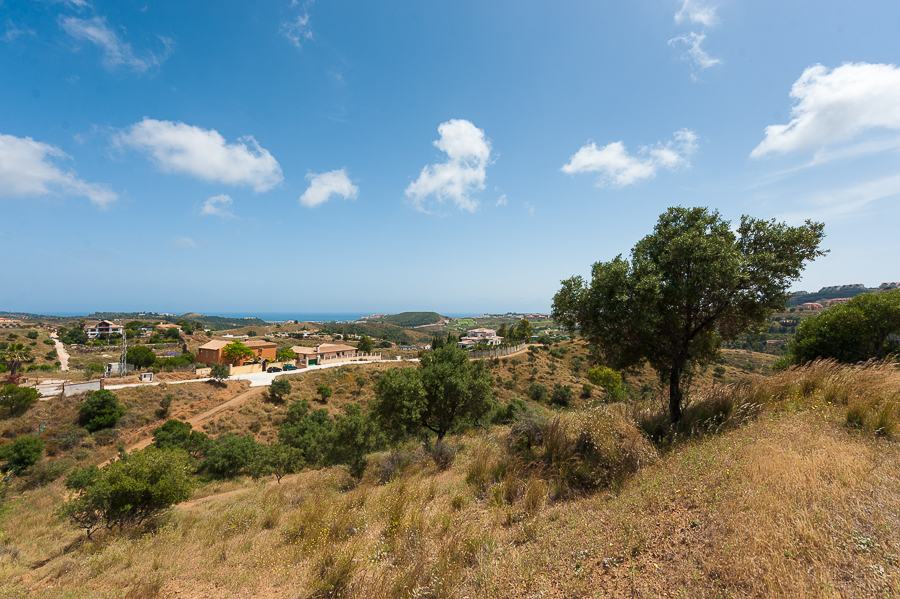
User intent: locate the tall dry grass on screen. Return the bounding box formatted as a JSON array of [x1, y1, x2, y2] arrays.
[[637, 359, 900, 442], [3, 360, 900, 598]]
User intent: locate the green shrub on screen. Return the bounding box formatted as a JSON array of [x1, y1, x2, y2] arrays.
[[550, 384, 573, 407], [1, 435, 44, 473], [528, 383, 548, 403], [78, 390, 125, 432]]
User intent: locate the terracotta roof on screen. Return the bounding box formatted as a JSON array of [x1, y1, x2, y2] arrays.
[[317, 343, 356, 353], [245, 340, 276, 348], [199, 340, 229, 350], [291, 346, 318, 355]]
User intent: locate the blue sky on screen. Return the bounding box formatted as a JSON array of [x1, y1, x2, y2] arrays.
[[2, 0, 900, 316]]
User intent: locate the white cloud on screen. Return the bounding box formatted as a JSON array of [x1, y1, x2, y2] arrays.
[[59, 16, 172, 72], [170, 236, 196, 249], [116, 118, 283, 192], [0, 132, 117, 207], [405, 119, 492, 213], [562, 129, 698, 188], [525, 202, 535, 216], [3, 20, 36, 43], [776, 174, 900, 224], [282, 14, 312, 47], [751, 62, 900, 159], [675, 0, 718, 27], [200, 194, 235, 218], [299, 169, 358, 208], [496, 194, 508, 207], [669, 32, 721, 72]]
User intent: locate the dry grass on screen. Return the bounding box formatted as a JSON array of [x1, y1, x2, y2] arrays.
[[3, 361, 900, 598]]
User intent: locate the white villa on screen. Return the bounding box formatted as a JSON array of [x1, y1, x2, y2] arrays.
[[457, 328, 504, 348]]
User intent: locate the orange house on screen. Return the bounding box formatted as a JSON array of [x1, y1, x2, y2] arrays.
[[198, 339, 277, 366]]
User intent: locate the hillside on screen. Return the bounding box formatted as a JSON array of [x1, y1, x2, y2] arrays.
[[380, 312, 444, 327], [1, 358, 898, 598]]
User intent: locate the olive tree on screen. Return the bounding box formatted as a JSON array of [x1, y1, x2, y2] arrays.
[[59, 447, 193, 539], [552, 207, 826, 424], [372, 345, 494, 441]]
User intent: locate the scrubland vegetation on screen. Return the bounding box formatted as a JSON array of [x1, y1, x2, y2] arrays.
[[1, 355, 899, 598]]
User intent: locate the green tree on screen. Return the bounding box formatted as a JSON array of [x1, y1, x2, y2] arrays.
[[586, 366, 625, 402], [152, 419, 210, 457], [372, 345, 494, 441], [126, 346, 156, 369], [266, 442, 305, 483], [316, 384, 333, 403], [276, 347, 297, 362], [332, 403, 385, 478], [200, 434, 261, 478], [550, 383, 573, 407], [209, 362, 230, 382], [552, 207, 826, 424], [268, 378, 292, 403], [355, 376, 366, 395], [497, 323, 508, 340], [0, 343, 31, 376], [1, 435, 44, 473], [0, 384, 41, 417], [527, 382, 548, 403], [787, 289, 900, 365], [78, 389, 125, 432], [59, 447, 193, 539], [26, 331, 38, 340], [357, 335, 374, 354], [222, 341, 254, 365], [516, 318, 533, 343], [278, 399, 335, 466]]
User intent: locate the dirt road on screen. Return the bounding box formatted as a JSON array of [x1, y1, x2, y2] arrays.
[[104, 385, 267, 464], [50, 332, 69, 371]]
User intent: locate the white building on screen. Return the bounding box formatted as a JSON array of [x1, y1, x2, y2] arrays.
[[86, 320, 124, 339], [458, 328, 504, 348]]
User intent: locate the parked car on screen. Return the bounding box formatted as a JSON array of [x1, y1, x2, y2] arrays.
[[282, 364, 298, 370], [266, 366, 282, 373]]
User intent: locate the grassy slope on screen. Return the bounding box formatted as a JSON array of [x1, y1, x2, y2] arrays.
[[2, 357, 898, 598]]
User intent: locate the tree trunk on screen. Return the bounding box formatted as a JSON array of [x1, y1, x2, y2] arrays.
[[669, 363, 684, 424]]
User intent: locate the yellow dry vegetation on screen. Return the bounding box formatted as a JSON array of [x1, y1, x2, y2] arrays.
[[1, 360, 899, 598]]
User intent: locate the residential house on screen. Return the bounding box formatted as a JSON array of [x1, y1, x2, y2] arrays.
[[290, 343, 358, 367], [199, 338, 277, 366], [86, 320, 124, 339], [458, 327, 504, 348]]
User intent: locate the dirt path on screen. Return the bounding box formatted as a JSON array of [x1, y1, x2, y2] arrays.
[[101, 385, 267, 466], [50, 332, 69, 371]]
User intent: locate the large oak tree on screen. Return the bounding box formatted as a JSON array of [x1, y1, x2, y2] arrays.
[[552, 206, 826, 424]]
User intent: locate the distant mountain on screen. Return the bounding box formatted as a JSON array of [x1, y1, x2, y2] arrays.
[[379, 312, 444, 327], [0, 311, 268, 329]]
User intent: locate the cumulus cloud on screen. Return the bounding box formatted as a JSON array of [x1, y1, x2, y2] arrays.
[[675, 0, 718, 27], [0, 132, 117, 207], [562, 129, 698, 188], [170, 236, 196, 249], [59, 16, 173, 72], [200, 194, 235, 218], [116, 118, 283, 192], [669, 32, 721, 72], [496, 194, 508, 207], [299, 169, 358, 208], [751, 62, 900, 159], [405, 119, 492, 213]]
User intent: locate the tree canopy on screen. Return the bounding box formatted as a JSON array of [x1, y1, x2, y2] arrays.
[[372, 345, 494, 441], [552, 206, 826, 424], [126, 346, 156, 369], [0, 384, 41, 417], [786, 289, 900, 365], [222, 341, 253, 365], [78, 389, 125, 432], [60, 447, 193, 539]]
